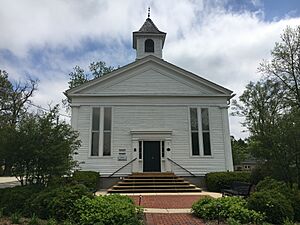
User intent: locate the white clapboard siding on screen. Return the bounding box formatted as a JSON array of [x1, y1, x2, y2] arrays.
[[74, 105, 228, 176], [81, 67, 219, 95], [74, 106, 132, 175]]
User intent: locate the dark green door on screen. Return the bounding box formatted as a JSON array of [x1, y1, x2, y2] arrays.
[[143, 141, 161, 172]]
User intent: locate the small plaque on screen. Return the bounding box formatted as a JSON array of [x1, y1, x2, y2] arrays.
[[118, 155, 127, 161], [118, 149, 127, 161]]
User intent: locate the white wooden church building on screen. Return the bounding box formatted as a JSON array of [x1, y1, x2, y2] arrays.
[[66, 16, 234, 177]]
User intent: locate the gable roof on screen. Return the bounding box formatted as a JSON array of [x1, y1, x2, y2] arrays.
[[65, 55, 233, 98]]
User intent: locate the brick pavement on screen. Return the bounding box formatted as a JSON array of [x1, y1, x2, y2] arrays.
[[129, 195, 204, 208], [128, 195, 206, 225], [145, 213, 205, 225]]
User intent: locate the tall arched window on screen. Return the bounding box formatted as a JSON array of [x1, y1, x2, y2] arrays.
[[145, 39, 154, 52]]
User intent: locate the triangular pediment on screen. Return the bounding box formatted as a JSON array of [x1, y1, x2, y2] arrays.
[[66, 56, 233, 98]]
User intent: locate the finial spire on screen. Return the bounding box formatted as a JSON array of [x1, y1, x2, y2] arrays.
[[148, 7, 150, 18]]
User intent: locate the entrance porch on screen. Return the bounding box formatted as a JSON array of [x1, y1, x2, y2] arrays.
[[130, 130, 172, 173]]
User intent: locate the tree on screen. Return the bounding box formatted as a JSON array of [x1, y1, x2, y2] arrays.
[[68, 61, 116, 90], [63, 61, 116, 109], [12, 106, 81, 186], [231, 137, 249, 166], [234, 79, 298, 186], [68, 66, 88, 89], [232, 80, 284, 138], [274, 109, 300, 186], [239, 26, 300, 186], [0, 70, 37, 175], [89, 61, 115, 79], [259, 26, 300, 109]]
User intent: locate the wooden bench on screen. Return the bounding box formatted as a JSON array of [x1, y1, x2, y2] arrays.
[[221, 181, 253, 198]]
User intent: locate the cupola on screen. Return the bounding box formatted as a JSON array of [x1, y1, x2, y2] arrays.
[[133, 9, 166, 59]]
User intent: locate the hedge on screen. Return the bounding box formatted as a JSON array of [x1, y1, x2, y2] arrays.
[[248, 177, 300, 223], [72, 170, 100, 191], [248, 190, 294, 224], [72, 195, 143, 225], [0, 185, 43, 216], [205, 171, 250, 192], [25, 184, 92, 221], [192, 196, 264, 224]]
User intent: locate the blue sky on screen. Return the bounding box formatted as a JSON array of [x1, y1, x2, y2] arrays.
[[1, 0, 300, 138]]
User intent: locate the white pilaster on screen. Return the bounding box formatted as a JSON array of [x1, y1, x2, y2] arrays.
[[132, 139, 139, 172], [221, 107, 234, 171], [165, 139, 172, 172], [71, 106, 79, 130]]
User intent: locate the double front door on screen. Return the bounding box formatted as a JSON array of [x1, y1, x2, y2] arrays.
[[143, 141, 161, 172]]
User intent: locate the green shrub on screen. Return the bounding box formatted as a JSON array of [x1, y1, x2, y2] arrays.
[[191, 197, 216, 219], [0, 185, 42, 215], [0, 207, 4, 218], [48, 176, 74, 188], [205, 172, 251, 192], [26, 184, 92, 221], [292, 190, 300, 221], [247, 190, 294, 224], [227, 218, 242, 225], [28, 213, 39, 225], [73, 195, 142, 225], [46, 218, 57, 225], [283, 218, 296, 225], [62, 221, 73, 225], [256, 177, 291, 197], [192, 196, 264, 224], [11, 212, 21, 224], [249, 164, 271, 185], [72, 170, 100, 190], [255, 177, 300, 222]]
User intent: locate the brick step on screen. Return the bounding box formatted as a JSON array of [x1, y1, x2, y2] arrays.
[[112, 185, 197, 189], [131, 172, 175, 176], [123, 177, 184, 181], [107, 172, 201, 193], [123, 177, 184, 180], [107, 188, 202, 193], [120, 179, 188, 184], [117, 181, 190, 186]]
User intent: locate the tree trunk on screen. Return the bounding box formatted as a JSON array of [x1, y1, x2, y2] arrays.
[[297, 163, 300, 189], [3, 162, 12, 176]]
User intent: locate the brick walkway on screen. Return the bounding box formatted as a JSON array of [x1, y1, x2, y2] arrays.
[[145, 213, 205, 225], [128, 195, 206, 225], [129, 195, 204, 208]]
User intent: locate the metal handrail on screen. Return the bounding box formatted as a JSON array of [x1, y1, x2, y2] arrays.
[[167, 157, 196, 177], [108, 158, 137, 177]]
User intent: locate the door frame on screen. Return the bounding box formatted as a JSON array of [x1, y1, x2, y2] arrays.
[[130, 130, 173, 173]]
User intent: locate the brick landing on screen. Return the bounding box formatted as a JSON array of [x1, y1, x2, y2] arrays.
[[145, 213, 205, 225], [129, 195, 204, 208]]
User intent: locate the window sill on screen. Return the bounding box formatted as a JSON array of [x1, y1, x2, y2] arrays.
[[190, 155, 213, 158], [88, 156, 113, 159]]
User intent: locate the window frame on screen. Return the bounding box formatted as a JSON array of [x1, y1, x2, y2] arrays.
[[189, 107, 213, 157], [90, 107, 100, 157], [89, 106, 113, 158]]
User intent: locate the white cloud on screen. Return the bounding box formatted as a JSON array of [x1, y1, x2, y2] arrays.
[[1, 0, 300, 138]]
